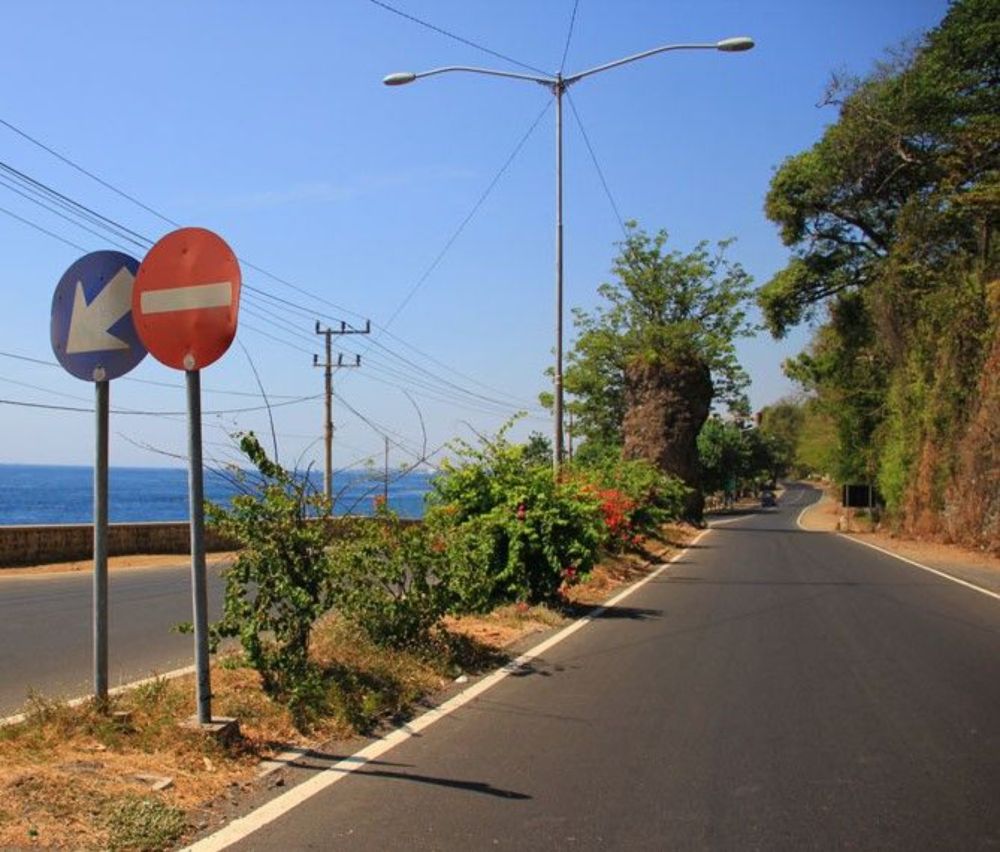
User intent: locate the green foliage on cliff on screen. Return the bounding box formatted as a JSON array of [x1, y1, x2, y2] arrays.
[[761, 0, 999, 548]]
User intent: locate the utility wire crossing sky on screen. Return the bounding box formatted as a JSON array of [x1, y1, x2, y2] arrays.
[[0, 0, 948, 471]]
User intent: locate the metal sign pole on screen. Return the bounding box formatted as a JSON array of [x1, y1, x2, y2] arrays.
[[94, 379, 109, 705], [186, 369, 212, 724]]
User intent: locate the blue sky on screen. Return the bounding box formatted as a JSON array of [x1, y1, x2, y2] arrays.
[[0, 0, 949, 472]]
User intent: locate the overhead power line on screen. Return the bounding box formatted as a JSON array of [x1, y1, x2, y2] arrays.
[[366, 0, 550, 76], [559, 0, 581, 73], [566, 92, 627, 235], [0, 204, 88, 253], [0, 115, 547, 431], [380, 99, 553, 330], [0, 392, 321, 417], [0, 116, 180, 228]]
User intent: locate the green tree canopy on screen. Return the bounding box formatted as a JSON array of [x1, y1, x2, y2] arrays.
[[759, 0, 999, 337], [564, 223, 755, 453]]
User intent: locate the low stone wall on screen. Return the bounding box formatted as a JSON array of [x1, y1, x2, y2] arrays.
[[0, 516, 419, 569], [0, 522, 239, 568]]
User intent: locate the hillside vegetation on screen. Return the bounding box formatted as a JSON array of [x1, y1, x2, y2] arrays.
[[759, 0, 998, 552]]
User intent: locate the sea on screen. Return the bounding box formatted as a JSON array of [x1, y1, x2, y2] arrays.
[[0, 464, 433, 526]]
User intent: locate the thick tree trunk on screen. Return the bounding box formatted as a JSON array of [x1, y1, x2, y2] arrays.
[[622, 355, 713, 521]]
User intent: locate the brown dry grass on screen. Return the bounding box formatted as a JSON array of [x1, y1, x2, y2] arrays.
[[0, 524, 698, 849], [0, 679, 256, 850]]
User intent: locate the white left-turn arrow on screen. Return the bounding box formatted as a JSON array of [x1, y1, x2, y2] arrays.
[[66, 266, 134, 354]]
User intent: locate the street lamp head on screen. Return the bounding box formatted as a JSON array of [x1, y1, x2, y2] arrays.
[[383, 72, 417, 86], [716, 36, 754, 52]]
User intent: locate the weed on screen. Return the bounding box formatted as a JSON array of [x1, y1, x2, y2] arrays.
[[103, 794, 186, 852]]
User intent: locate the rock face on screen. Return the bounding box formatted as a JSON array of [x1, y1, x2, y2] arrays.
[[622, 355, 713, 520]]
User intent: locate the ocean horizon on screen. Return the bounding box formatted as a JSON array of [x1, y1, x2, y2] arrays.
[[0, 463, 431, 526]]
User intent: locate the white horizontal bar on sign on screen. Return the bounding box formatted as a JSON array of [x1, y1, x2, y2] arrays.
[[140, 281, 233, 315]]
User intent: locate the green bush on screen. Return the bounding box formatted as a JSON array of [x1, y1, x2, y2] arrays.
[[574, 454, 689, 534], [326, 506, 449, 649], [205, 433, 334, 724], [427, 422, 605, 610]]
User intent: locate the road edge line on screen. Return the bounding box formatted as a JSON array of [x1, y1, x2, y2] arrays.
[[1, 665, 196, 728], [183, 526, 712, 851], [837, 533, 1000, 602]]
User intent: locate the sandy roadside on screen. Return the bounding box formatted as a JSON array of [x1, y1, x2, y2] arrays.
[[0, 552, 236, 576]]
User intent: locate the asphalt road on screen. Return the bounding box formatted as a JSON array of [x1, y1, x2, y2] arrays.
[[216, 483, 1000, 850], [0, 560, 226, 715]]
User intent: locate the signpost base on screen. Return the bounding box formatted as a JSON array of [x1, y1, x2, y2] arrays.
[[180, 715, 240, 746]]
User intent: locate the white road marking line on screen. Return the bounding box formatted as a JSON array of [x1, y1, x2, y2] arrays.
[[183, 527, 713, 851], [140, 281, 232, 314], [838, 534, 1000, 602], [795, 500, 999, 602], [708, 515, 747, 527], [1, 665, 195, 728]]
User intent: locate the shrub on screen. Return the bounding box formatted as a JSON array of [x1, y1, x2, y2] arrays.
[[427, 422, 605, 610], [574, 455, 689, 536], [326, 505, 449, 650], [205, 432, 334, 724]]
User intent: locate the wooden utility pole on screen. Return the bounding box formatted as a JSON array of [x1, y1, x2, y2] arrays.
[[314, 320, 369, 509], [383, 436, 390, 506]]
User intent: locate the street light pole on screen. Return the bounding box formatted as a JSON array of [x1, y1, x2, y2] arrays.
[[553, 75, 564, 472], [384, 36, 754, 472]]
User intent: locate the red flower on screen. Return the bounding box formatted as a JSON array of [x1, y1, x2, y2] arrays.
[[516, 503, 527, 521]]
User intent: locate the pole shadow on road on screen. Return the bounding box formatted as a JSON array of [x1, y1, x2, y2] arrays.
[[261, 750, 531, 800]]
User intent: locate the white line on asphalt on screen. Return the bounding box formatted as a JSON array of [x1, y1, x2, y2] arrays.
[[837, 534, 1000, 602], [794, 498, 998, 601], [140, 281, 232, 314], [183, 527, 713, 851], [1, 665, 195, 728], [708, 515, 747, 527]]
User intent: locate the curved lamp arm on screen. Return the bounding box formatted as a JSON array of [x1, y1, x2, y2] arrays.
[[384, 66, 555, 87], [564, 37, 754, 85]]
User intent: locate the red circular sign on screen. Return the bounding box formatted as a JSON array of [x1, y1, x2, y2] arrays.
[[132, 228, 241, 371]]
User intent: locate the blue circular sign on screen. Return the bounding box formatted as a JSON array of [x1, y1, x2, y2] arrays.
[[50, 251, 147, 382]]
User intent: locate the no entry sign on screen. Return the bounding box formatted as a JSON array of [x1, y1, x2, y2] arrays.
[[133, 227, 241, 371]]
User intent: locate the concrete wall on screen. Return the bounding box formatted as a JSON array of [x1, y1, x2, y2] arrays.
[[0, 517, 416, 568], [0, 522, 238, 568]]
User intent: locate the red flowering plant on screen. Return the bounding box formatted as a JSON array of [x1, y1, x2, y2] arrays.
[[597, 488, 637, 550], [572, 456, 690, 547]]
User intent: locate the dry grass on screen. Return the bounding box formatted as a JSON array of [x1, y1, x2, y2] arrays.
[[0, 683, 255, 850], [0, 523, 698, 849]]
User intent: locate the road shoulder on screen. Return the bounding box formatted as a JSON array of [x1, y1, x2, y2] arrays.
[[797, 488, 1000, 595]]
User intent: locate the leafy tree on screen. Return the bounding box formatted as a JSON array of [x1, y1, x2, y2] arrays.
[[697, 417, 747, 495], [697, 419, 781, 494], [757, 399, 804, 477], [521, 431, 553, 469], [760, 0, 999, 546], [564, 223, 755, 455], [759, 0, 998, 338]]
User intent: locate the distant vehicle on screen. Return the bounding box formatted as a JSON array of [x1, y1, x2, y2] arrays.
[[760, 490, 777, 508]]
